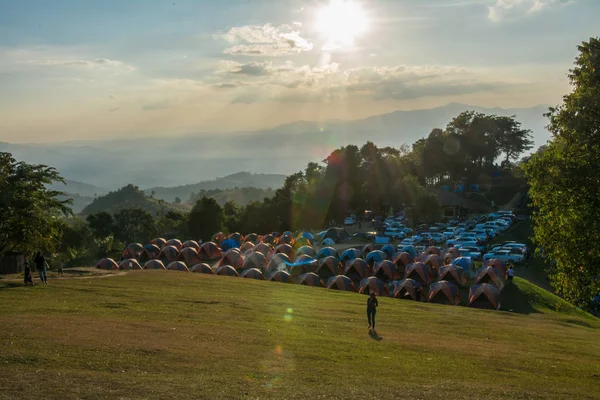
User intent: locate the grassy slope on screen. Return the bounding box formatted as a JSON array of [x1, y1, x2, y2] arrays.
[[1, 272, 599, 400]]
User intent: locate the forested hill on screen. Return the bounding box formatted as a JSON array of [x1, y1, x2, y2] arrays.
[[144, 172, 285, 203]]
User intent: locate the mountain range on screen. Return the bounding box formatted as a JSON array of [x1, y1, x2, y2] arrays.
[[0, 102, 550, 190]]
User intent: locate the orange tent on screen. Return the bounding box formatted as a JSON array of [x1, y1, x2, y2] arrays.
[[262, 234, 276, 245], [96, 258, 118, 270], [245, 233, 259, 243], [215, 265, 239, 277], [253, 243, 273, 259], [486, 259, 507, 277], [268, 270, 293, 283], [218, 249, 244, 270], [445, 247, 460, 261], [242, 252, 267, 272], [274, 244, 295, 261], [118, 259, 142, 270], [165, 239, 182, 251], [150, 237, 167, 249], [296, 272, 323, 287], [316, 256, 342, 280], [426, 246, 442, 256], [344, 258, 371, 282], [404, 262, 432, 285], [372, 260, 401, 282], [190, 263, 214, 274], [438, 265, 467, 286], [182, 240, 201, 251], [241, 268, 265, 280], [265, 254, 291, 276], [212, 232, 226, 244], [469, 284, 501, 310], [326, 275, 356, 291], [139, 244, 161, 263], [475, 266, 505, 289], [428, 281, 460, 305], [166, 261, 190, 272], [177, 247, 202, 267], [143, 260, 166, 270], [239, 242, 255, 253], [158, 245, 179, 265], [393, 279, 425, 301], [199, 242, 223, 261], [393, 252, 414, 272], [424, 254, 444, 278], [358, 276, 389, 296], [122, 243, 143, 260], [362, 243, 376, 257]]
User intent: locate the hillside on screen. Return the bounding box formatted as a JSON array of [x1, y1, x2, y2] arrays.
[[0, 103, 549, 189], [0, 272, 597, 399], [190, 187, 275, 206], [145, 172, 285, 203], [80, 184, 185, 216], [48, 179, 108, 198]]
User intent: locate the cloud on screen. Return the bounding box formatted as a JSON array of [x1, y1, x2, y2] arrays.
[[488, 0, 571, 21], [215, 24, 313, 56], [142, 100, 171, 111], [108, 107, 120, 112], [217, 60, 295, 76], [41, 57, 135, 71]]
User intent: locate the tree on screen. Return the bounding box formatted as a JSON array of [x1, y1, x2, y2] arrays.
[[0, 152, 72, 255], [494, 116, 534, 166], [174, 197, 181, 204], [524, 37, 600, 310], [188, 197, 223, 241], [113, 208, 156, 244], [222, 200, 240, 233], [86, 212, 115, 239]]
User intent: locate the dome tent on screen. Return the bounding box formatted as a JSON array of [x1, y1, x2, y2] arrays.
[[326, 275, 356, 291], [393, 279, 426, 301], [190, 263, 214, 274], [428, 281, 460, 305], [143, 260, 166, 270], [296, 272, 323, 287], [119, 259, 142, 270], [166, 261, 190, 272], [373, 260, 401, 282], [97, 258, 118, 270], [469, 284, 501, 310], [268, 270, 293, 283], [316, 256, 342, 280], [358, 277, 389, 296]]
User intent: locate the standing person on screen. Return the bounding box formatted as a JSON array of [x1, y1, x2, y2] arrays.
[[34, 251, 48, 284], [23, 260, 34, 286], [367, 292, 378, 333], [507, 266, 515, 282]]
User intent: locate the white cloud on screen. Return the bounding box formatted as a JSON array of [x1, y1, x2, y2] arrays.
[[215, 24, 313, 56], [488, 0, 571, 21], [40, 57, 135, 71]]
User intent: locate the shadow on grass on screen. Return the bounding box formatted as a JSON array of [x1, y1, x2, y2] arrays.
[[500, 281, 541, 315], [369, 330, 383, 341], [0, 281, 31, 290]]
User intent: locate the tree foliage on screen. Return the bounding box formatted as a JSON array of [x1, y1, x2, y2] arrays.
[[0, 153, 72, 254], [188, 197, 223, 241], [524, 37, 600, 309]]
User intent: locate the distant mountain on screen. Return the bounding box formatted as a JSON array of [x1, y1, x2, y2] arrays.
[[49, 179, 108, 198], [0, 103, 550, 189], [189, 187, 275, 206], [145, 172, 286, 203]]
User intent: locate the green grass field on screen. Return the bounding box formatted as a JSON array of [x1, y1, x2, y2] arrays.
[[1, 271, 599, 399]]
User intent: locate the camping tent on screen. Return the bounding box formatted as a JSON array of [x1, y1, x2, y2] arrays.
[[215, 265, 239, 277], [262, 234, 276, 245], [296, 272, 323, 287], [245, 233, 259, 243], [404, 262, 432, 285], [445, 247, 460, 261], [190, 263, 214, 274], [165, 239, 183, 251], [426, 246, 442, 256], [158, 245, 180, 265], [485, 259, 507, 277], [268, 270, 293, 283], [366, 250, 387, 267], [322, 227, 350, 243], [211, 232, 226, 244], [122, 243, 143, 260], [218, 249, 244, 270], [166, 261, 190, 272], [316, 256, 342, 280], [199, 242, 223, 261], [118, 259, 142, 270], [381, 245, 395, 259], [428, 281, 460, 305], [475, 266, 505, 289], [229, 232, 243, 244], [143, 260, 166, 270], [452, 257, 475, 278], [220, 238, 239, 252], [239, 242, 255, 253], [151, 237, 167, 249], [177, 247, 202, 267], [392, 279, 425, 301], [344, 258, 371, 282], [358, 276, 389, 296], [97, 258, 119, 270], [301, 232, 315, 241], [340, 248, 362, 264], [326, 275, 356, 291], [322, 238, 336, 246], [274, 244, 295, 261], [468, 284, 501, 309], [296, 246, 317, 258], [293, 237, 311, 249], [373, 260, 401, 282], [393, 252, 415, 273], [362, 243, 376, 256], [399, 245, 416, 257], [469, 183, 480, 193], [241, 268, 265, 280], [286, 255, 317, 277], [438, 265, 467, 286], [182, 240, 201, 251], [139, 244, 161, 263], [242, 252, 267, 272], [253, 243, 273, 259], [317, 247, 338, 259]]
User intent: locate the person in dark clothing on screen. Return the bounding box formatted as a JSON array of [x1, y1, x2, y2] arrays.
[[33, 251, 48, 284], [367, 292, 378, 332], [24, 261, 34, 286]]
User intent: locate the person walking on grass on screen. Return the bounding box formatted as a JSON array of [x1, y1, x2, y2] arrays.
[[507, 266, 515, 282], [24, 260, 34, 286], [367, 292, 378, 333], [34, 251, 48, 284]]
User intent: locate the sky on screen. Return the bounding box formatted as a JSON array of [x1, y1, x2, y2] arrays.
[[0, 0, 597, 143]]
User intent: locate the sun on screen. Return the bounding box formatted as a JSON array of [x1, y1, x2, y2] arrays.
[[316, 0, 368, 51]]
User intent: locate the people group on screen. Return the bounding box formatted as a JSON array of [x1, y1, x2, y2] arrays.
[[23, 251, 53, 285]]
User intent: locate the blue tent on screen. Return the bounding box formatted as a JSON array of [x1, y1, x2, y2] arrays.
[[453, 257, 475, 278], [302, 232, 315, 241], [455, 184, 465, 193], [440, 185, 451, 192], [340, 248, 361, 264], [317, 246, 338, 259], [220, 239, 239, 252], [366, 250, 387, 266], [381, 244, 395, 259], [399, 245, 416, 257], [469, 183, 480, 193]]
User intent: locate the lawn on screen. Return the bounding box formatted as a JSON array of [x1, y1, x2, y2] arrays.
[[1, 271, 599, 399]]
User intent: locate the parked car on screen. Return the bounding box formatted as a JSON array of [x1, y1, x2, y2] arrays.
[[400, 237, 418, 247], [353, 232, 376, 241], [458, 246, 483, 261], [492, 243, 528, 253], [483, 249, 525, 264], [384, 227, 406, 240]]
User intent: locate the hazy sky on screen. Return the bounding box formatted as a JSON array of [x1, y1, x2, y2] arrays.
[[0, 0, 596, 143]]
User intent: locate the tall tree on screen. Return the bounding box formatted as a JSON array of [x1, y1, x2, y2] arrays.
[[0, 152, 72, 254], [86, 211, 115, 239], [494, 116, 534, 166], [113, 208, 156, 244], [524, 37, 600, 309], [188, 197, 223, 241]]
